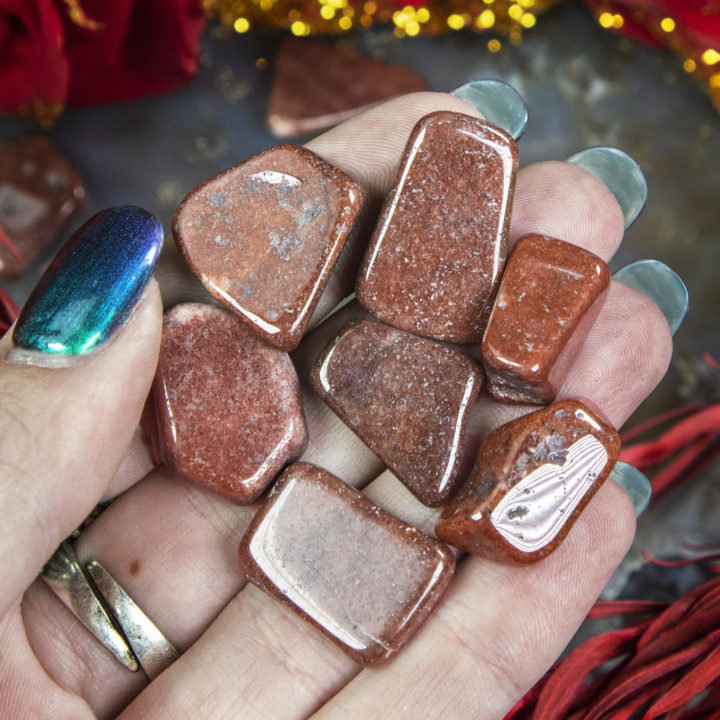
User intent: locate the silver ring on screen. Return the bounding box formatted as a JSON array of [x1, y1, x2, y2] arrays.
[[41, 541, 180, 679]]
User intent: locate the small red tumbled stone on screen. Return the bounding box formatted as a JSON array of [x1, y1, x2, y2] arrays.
[[356, 111, 518, 343], [436, 399, 620, 564], [482, 234, 610, 405], [238, 462, 455, 666], [149, 303, 308, 504], [312, 319, 483, 506], [0, 136, 85, 275], [266, 38, 428, 138], [172, 144, 364, 351]]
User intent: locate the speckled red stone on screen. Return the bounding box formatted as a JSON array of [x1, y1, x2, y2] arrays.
[[356, 111, 517, 343], [266, 38, 428, 138], [238, 462, 455, 666], [0, 136, 85, 275], [311, 319, 483, 506], [482, 234, 610, 405], [148, 303, 308, 503], [172, 144, 364, 351], [436, 399, 620, 564]]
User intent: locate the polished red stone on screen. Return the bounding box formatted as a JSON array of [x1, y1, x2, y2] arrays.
[[267, 38, 428, 138], [172, 145, 364, 351], [148, 303, 308, 503], [0, 136, 85, 275], [238, 462, 455, 666], [356, 111, 517, 343], [436, 399, 620, 564], [482, 234, 610, 405], [312, 319, 483, 506]]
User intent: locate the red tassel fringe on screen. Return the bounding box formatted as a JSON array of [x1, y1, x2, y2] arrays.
[[619, 355, 720, 505], [506, 555, 720, 720]]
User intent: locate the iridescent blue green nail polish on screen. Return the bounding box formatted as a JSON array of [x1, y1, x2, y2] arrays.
[[10, 206, 163, 367]]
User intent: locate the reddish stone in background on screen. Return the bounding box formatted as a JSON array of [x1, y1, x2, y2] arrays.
[[173, 144, 364, 351], [356, 111, 518, 344], [436, 399, 620, 564], [0, 136, 85, 275], [312, 319, 483, 506], [266, 38, 428, 138], [238, 462, 455, 666], [148, 303, 308, 504], [482, 234, 610, 405]]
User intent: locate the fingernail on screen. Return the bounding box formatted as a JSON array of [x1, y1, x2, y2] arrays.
[[610, 461, 652, 517], [451, 79, 528, 140], [9, 206, 163, 367], [566, 147, 647, 229], [613, 259, 689, 335]]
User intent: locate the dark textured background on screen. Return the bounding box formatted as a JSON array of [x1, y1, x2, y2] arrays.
[[1, 2, 718, 599]]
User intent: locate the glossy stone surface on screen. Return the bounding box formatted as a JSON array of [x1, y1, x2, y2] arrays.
[[0, 136, 85, 275], [238, 462, 455, 666], [482, 234, 610, 405], [436, 399, 620, 564], [357, 111, 517, 343], [148, 303, 308, 503], [267, 38, 428, 138], [312, 319, 483, 506], [173, 144, 364, 351]]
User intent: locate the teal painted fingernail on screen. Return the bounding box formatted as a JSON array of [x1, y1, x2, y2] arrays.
[[610, 461, 652, 517], [613, 259, 688, 335], [9, 206, 163, 367], [566, 147, 647, 228], [451, 79, 528, 140]]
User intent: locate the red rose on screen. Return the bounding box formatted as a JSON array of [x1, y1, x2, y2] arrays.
[[0, 0, 205, 119]]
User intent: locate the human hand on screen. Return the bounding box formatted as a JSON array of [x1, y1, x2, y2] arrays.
[[2, 91, 675, 719]]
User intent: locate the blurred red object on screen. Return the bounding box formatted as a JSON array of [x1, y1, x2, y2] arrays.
[[0, 288, 18, 336], [506, 555, 720, 719], [0, 0, 205, 122]]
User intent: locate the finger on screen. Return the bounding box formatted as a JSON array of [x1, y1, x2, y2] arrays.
[[311, 479, 634, 719], [23, 91, 645, 718], [0, 280, 162, 619], [116, 276, 667, 720], [557, 281, 673, 428]]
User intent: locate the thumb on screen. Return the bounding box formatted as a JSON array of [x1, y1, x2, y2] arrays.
[[0, 206, 163, 619]]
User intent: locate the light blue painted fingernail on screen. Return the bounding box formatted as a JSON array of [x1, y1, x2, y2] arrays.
[[451, 79, 528, 140], [613, 259, 689, 335], [566, 147, 648, 228], [610, 461, 652, 517]]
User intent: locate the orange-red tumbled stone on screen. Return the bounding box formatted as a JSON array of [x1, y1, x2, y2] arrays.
[[356, 111, 517, 343], [436, 399, 620, 564], [238, 462, 455, 666], [173, 145, 364, 351], [312, 319, 483, 506], [147, 303, 308, 503], [482, 234, 610, 405]]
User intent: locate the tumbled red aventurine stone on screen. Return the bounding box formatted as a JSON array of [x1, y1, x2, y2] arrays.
[[311, 319, 483, 506], [482, 234, 611, 405], [148, 303, 308, 503], [238, 462, 455, 666], [172, 144, 364, 351], [266, 38, 428, 138], [356, 111, 518, 343], [0, 136, 85, 275], [436, 399, 620, 564]]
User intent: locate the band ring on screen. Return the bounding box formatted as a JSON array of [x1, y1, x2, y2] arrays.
[[41, 541, 180, 679]]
